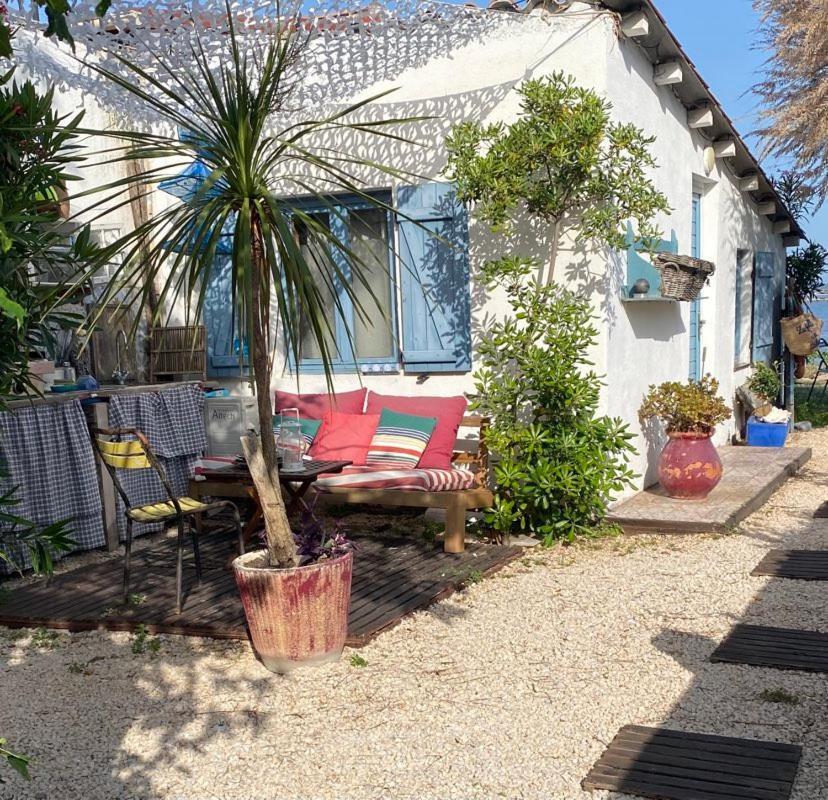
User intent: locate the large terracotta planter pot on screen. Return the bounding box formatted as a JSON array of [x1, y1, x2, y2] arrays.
[[658, 431, 723, 500], [233, 549, 353, 673]]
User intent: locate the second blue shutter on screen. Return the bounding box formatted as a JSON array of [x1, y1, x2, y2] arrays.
[[752, 251, 776, 364], [397, 182, 471, 373]]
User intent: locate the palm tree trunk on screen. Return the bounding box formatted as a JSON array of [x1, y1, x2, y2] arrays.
[[247, 216, 298, 569]]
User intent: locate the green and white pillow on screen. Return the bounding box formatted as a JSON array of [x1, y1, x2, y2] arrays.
[[272, 415, 323, 448], [366, 408, 437, 469]]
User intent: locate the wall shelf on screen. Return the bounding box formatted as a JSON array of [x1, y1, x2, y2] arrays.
[[619, 293, 677, 304]]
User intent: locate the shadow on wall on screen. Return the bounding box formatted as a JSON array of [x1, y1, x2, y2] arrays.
[[467, 212, 625, 358], [639, 417, 666, 488], [467, 214, 554, 357], [289, 80, 517, 192], [625, 302, 686, 343]]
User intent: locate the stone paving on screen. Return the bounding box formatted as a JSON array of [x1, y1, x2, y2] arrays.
[[608, 445, 812, 534]]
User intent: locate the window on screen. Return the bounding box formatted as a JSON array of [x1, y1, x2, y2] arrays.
[[296, 195, 398, 371], [734, 249, 753, 367], [293, 184, 472, 375], [85, 226, 124, 286], [267, 183, 472, 375]]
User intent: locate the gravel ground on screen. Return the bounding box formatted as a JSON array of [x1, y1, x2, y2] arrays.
[[2, 430, 828, 800]]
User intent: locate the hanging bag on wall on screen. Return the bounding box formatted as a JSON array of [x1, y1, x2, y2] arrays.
[[780, 313, 822, 356]]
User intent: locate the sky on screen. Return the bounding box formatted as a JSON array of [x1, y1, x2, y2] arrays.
[[654, 0, 827, 248]]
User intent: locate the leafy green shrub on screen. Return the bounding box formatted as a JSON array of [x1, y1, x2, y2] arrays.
[[471, 257, 636, 544], [748, 361, 781, 404], [639, 376, 731, 435], [445, 73, 670, 280], [787, 243, 827, 309]]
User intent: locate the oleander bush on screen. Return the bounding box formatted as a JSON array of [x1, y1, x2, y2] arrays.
[[471, 256, 636, 543]]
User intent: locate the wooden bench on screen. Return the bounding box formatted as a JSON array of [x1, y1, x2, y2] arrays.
[[316, 416, 494, 553]]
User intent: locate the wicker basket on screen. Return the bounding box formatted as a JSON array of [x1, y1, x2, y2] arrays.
[[652, 253, 716, 301], [781, 313, 822, 356]]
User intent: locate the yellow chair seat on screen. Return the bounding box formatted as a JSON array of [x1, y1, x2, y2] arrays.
[[127, 496, 209, 522]]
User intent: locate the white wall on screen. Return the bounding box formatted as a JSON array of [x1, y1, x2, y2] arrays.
[[262, 6, 615, 398], [25, 5, 789, 496], [602, 28, 787, 489], [261, 5, 788, 497]]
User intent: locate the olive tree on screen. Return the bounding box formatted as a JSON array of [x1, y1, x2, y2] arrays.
[[444, 72, 670, 282]]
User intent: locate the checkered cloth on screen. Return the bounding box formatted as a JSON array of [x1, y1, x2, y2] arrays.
[[108, 385, 206, 540], [0, 399, 105, 574]]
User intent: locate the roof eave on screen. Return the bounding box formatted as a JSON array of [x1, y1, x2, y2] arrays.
[[597, 0, 804, 241]]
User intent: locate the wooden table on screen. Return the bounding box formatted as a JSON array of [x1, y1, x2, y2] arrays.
[[189, 459, 352, 543]]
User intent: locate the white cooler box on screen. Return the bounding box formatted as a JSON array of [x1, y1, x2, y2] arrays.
[[203, 396, 259, 456]]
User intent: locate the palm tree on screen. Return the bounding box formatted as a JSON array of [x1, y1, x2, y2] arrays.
[[79, 4, 420, 568]]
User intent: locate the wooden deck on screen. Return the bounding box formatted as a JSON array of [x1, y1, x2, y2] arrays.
[[711, 624, 828, 674], [583, 725, 801, 800], [0, 531, 519, 646], [752, 549, 828, 581]]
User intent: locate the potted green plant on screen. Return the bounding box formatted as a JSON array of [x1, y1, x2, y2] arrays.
[[747, 361, 781, 411], [639, 376, 731, 500], [86, 6, 415, 672], [745, 362, 789, 447]]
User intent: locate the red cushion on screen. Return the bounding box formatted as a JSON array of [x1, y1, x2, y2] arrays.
[[274, 387, 366, 419], [364, 392, 467, 469], [308, 411, 380, 466]]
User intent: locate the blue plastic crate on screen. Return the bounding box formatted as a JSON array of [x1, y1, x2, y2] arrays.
[[746, 415, 788, 447]]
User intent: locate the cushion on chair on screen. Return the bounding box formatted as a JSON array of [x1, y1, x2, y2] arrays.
[[308, 411, 380, 465], [272, 415, 323, 447], [274, 388, 367, 419], [365, 392, 467, 469], [366, 408, 437, 469], [127, 496, 209, 522], [314, 466, 477, 492], [193, 455, 236, 475]]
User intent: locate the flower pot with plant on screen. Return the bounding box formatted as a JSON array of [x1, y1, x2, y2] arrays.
[[234, 502, 354, 673], [747, 361, 781, 415], [84, 8, 424, 672], [745, 362, 789, 447], [639, 376, 732, 500]]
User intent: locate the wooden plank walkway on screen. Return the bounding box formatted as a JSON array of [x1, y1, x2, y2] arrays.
[[752, 550, 828, 581], [812, 500, 828, 519], [0, 533, 519, 646], [583, 725, 801, 800], [711, 624, 828, 674]]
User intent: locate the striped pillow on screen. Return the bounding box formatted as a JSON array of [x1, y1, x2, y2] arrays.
[[366, 408, 437, 469], [272, 415, 323, 448]]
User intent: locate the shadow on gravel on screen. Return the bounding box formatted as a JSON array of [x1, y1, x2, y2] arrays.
[[0, 630, 275, 799], [633, 514, 828, 799]]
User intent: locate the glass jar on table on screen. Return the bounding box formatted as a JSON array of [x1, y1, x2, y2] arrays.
[[276, 408, 306, 470]]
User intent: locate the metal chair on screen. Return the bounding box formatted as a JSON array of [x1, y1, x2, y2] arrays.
[[93, 427, 244, 614], [806, 338, 828, 402]]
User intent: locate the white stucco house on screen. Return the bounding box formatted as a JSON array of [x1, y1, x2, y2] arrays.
[[20, 0, 802, 494]]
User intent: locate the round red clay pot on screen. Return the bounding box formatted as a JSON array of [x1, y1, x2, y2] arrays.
[[233, 550, 353, 673], [658, 431, 723, 500]]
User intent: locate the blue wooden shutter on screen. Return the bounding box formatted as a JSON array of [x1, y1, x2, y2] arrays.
[[753, 251, 776, 364], [688, 193, 702, 380], [397, 182, 471, 372], [204, 255, 248, 376]]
